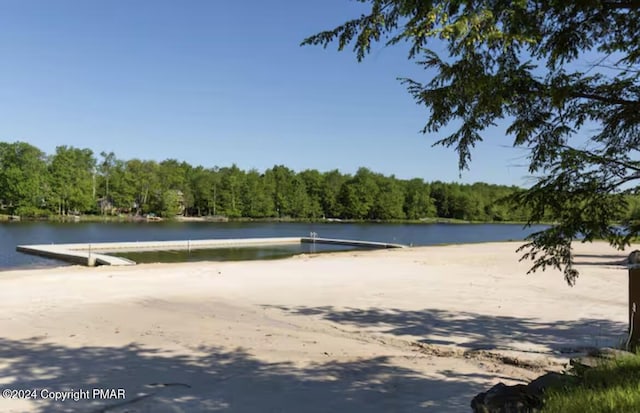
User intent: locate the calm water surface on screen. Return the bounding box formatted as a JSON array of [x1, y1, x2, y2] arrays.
[[1, 221, 549, 270], [113, 243, 362, 264]]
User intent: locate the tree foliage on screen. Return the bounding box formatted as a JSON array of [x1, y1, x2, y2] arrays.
[[0, 142, 48, 215], [302, 0, 640, 284], [49, 146, 95, 215], [0, 140, 559, 224]]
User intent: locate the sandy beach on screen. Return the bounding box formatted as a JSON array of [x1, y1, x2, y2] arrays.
[[0, 241, 632, 412]]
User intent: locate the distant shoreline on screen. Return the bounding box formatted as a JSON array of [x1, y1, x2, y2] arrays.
[[1, 213, 543, 226]]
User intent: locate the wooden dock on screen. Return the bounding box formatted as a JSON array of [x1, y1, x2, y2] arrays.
[[16, 237, 407, 267]]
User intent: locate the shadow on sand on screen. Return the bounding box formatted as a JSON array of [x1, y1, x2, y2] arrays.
[[264, 306, 627, 353], [0, 336, 480, 413], [572, 253, 628, 267], [0, 308, 627, 412]]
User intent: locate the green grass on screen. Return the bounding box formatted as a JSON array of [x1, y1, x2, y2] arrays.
[[542, 353, 640, 413]]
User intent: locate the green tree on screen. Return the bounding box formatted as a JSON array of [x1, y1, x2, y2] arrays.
[[160, 189, 183, 217], [98, 152, 116, 199], [288, 175, 311, 218], [219, 164, 245, 218], [106, 158, 136, 213], [241, 169, 275, 218], [157, 159, 185, 189], [372, 175, 405, 220], [627, 195, 640, 222], [0, 141, 48, 216], [339, 167, 379, 219], [209, 167, 222, 216], [1, 139, 567, 223], [189, 166, 214, 216], [321, 169, 348, 218], [299, 169, 325, 219], [304, 0, 640, 284], [125, 159, 160, 215], [404, 178, 437, 220], [156, 159, 190, 216], [430, 181, 452, 218], [264, 165, 298, 218], [48, 146, 96, 215], [96, 151, 118, 214]]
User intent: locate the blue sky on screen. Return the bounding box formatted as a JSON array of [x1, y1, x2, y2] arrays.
[[0, 0, 531, 186]]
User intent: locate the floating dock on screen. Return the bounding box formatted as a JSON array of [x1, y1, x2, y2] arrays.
[[300, 237, 406, 249], [16, 237, 407, 267], [16, 244, 137, 267]]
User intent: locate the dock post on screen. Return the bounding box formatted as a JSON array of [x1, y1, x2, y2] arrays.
[[627, 251, 640, 350], [309, 232, 317, 254], [87, 243, 96, 267]]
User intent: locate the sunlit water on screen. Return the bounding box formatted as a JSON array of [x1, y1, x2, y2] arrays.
[[1, 221, 548, 270]]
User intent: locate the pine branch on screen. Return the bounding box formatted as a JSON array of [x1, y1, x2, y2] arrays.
[[602, 1, 640, 10], [571, 92, 639, 106]]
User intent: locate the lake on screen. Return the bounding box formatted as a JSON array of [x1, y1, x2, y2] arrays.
[[1, 221, 549, 270]]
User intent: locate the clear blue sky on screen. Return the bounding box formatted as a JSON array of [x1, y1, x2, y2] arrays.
[[0, 0, 531, 186]]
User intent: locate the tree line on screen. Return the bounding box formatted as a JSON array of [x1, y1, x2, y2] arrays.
[[1, 140, 635, 222]]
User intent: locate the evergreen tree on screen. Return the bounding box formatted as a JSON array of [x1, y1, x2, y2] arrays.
[[304, 0, 640, 283]]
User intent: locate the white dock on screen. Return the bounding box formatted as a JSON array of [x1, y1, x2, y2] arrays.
[[301, 237, 406, 249], [16, 244, 137, 267], [16, 237, 407, 267]]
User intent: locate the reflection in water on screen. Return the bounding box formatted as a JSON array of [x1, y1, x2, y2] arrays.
[[113, 243, 362, 264]]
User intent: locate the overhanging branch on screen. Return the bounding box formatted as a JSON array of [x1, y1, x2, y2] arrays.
[[559, 144, 640, 173], [602, 1, 640, 10], [572, 92, 640, 106]]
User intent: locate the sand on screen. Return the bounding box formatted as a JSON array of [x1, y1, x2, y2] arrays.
[[0, 241, 632, 412]]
